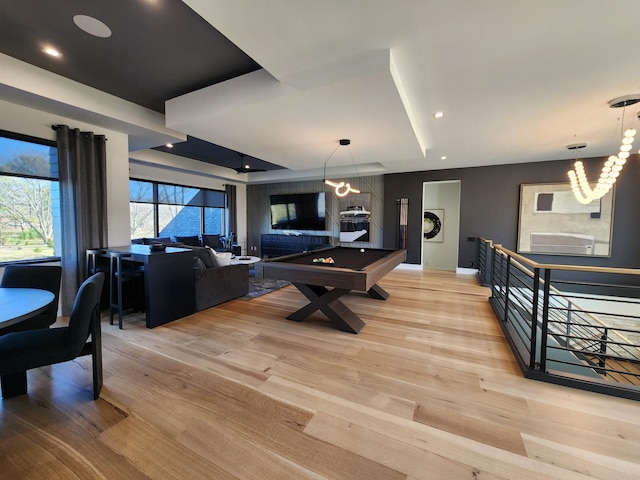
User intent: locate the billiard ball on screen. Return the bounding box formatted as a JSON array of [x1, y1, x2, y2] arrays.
[[360, 248, 365, 252]]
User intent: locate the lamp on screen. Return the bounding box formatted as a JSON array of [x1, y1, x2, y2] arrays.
[[322, 139, 360, 197], [568, 94, 639, 204]]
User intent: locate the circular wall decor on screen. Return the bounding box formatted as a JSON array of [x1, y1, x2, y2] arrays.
[[423, 211, 442, 239]]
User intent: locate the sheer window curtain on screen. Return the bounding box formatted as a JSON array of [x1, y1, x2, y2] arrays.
[[53, 125, 108, 315]]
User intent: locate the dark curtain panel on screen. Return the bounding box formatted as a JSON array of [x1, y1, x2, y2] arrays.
[[225, 184, 237, 240], [54, 125, 108, 314]]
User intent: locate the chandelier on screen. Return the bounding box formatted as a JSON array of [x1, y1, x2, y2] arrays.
[[323, 139, 360, 197], [568, 95, 639, 204]]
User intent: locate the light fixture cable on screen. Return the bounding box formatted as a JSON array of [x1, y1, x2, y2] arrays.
[[323, 139, 360, 197], [322, 144, 341, 183]]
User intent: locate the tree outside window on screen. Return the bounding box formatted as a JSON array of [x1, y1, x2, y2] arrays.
[[0, 133, 59, 262]]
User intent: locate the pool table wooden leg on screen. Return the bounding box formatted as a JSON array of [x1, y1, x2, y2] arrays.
[[288, 283, 365, 334], [367, 284, 389, 300]]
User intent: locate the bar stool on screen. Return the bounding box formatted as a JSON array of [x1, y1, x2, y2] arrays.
[[86, 249, 108, 277], [108, 251, 145, 329], [86, 248, 110, 309]]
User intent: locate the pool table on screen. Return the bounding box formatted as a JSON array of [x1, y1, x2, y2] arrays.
[[254, 246, 406, 333]]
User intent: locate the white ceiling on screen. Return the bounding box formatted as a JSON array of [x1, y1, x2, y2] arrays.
[[168, 0, 640, 183]]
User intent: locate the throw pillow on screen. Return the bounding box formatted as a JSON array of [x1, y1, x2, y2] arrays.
[[191, 246, 216, 268], [175, 235, 201, 247], [209, 248, 232, 267], [193, 256, 207, 273], [201, 233, 221, 250]]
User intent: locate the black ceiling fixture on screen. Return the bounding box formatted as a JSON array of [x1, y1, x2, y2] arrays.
[[232, 153, 267, 174]]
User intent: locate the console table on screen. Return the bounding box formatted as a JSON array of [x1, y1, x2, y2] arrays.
[[103, 245, 195, 328], [260, 234, 330, 258]]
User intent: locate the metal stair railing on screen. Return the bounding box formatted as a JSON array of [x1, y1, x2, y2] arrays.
[[479, 237, 640, 401]]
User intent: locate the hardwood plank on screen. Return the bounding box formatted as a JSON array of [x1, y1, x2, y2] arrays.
[[0, 394, 148, 480], [99, 416, 238, 480], [522, 433, 640, 480], [413, 401, 527, 455], [1, 268, 639, 479]]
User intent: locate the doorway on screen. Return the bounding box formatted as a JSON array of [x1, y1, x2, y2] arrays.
[[421, 180, 461, 271]]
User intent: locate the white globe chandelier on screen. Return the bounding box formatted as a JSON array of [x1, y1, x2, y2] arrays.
[[568, 95, 639, 204]]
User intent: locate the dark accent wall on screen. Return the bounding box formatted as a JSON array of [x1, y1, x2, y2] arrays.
[[247, 175, 384, 256], [383, 154, 640, 269]]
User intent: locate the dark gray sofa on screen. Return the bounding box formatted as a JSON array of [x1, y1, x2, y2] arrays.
[[187, 245, 249, 311], [194, 262, 249, 311], [131, 237, 249, 311]]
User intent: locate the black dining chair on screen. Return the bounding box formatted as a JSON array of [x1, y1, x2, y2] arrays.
[[0, 272, 105, 399], [0, 265, 62, 334]]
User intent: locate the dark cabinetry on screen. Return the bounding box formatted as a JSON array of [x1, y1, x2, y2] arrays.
[[105, 245, 195, 328], [261, 234, 331, 258]]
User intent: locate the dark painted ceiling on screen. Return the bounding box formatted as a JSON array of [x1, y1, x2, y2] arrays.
[[153, 137, 284, 172], [0, 0, 282, 172]]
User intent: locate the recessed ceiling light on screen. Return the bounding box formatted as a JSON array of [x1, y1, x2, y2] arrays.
[[43, 47, 61, 57], [440, 156, 447, 160], [433, 111, 444, 118], [166, 143, 174, 148], [73, 15, 112, 38]]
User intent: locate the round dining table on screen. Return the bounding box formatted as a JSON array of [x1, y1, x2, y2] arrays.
[[0, 287, 55, 329], [0, 287, 55, 398]]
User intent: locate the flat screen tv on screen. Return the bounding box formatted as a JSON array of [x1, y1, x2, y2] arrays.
[[270, 192, 326, 230]]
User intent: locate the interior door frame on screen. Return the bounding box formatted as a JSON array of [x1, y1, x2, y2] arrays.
[[421, 180, 461, 271]]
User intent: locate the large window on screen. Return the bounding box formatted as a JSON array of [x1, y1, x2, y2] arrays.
[[0, 130, 60, 263], [129, 179, 226, 239]]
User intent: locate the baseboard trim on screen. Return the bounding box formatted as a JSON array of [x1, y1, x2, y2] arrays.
[[396, 263, 423, 270], [456, 267, 478, 275]]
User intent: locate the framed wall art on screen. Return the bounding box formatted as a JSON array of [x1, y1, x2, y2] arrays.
[[423, 209, 444, 242], [339, 193, 372, 243], [517, 183, 614, 257]]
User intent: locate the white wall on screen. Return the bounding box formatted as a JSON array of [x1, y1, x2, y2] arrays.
[[422, 180, 461, 271]]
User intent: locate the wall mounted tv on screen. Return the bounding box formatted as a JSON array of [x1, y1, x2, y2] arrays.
[[270, 192, 326, 230]]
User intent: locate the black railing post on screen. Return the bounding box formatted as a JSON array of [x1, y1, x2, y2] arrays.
[[529, 267, 540, 369], [565, 298, 572, 347], [490, 245, 499, 301], [503, 254, 512, 324], [476, 239, 482, 280], [599, 328, 608, 372], [478, 239, 492, 286], [539, 268, 551, 372]]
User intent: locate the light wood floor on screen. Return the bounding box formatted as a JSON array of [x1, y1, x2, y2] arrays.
[[1, 268, 639, 479]]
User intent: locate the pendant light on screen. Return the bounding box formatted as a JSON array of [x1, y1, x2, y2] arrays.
[[568, 95, 639, 204], [322, 139, 360, 197]]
